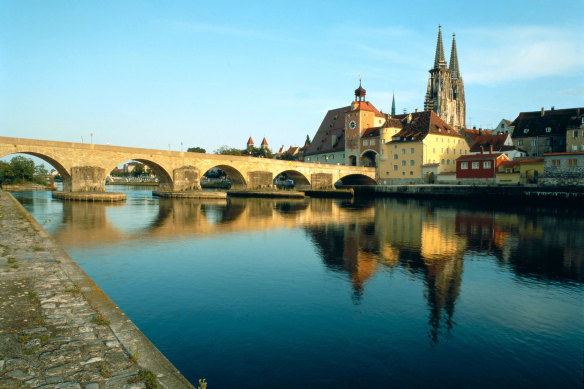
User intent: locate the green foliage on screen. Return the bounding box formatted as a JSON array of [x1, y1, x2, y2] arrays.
[[214, 145, 243, 156], [197, 378, 207, 389], [305, 134, 311, 145], [0, 156, 49, 185], [128, 369, 158, 388], [187, 146, 206, 153]]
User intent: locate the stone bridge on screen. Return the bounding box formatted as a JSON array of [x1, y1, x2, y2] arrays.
[[0, 136, 376, 192]]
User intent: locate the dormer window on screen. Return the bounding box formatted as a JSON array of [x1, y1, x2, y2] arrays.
[[545, 127, 551, 133], [523, 128, 529, 134]]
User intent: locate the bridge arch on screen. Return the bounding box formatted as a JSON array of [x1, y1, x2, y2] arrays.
[[337, 173, 377, 186], [106, 158, 173, 190], [0, 150, 71, 189], [273, 169, 311, 189], [202, 164, 247, 189]]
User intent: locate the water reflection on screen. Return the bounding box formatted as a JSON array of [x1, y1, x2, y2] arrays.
[[13, 191, 584, 346]]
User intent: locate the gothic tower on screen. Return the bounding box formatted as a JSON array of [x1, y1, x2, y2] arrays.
[[424, 26, 466, 129]]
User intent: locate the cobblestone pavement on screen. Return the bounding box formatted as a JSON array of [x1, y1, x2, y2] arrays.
[[0, 191, 193, 389]]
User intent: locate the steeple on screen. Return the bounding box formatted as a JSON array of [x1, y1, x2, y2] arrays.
[[354, 76, 366, 102], [450, 33, 460, 80], [391, 92, 396, 116], [433, 25, 447, 69]]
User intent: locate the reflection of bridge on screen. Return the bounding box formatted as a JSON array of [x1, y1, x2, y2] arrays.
[[49, 198, 376, 246], [0, 137, 376, 192]]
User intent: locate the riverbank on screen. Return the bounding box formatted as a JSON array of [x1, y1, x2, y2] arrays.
[[351, 184, 584, 205], [1, 183, 53, 191], [0, 190, 194, 388]]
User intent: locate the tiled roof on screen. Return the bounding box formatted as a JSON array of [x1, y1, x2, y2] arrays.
[[469, 133, 510, 153], [304, 106, 348, 156], [352, 101, 385, 117], [384, 118, 402, 128], [543, 152, 584, 156], [361, 126, 381, 138], [499, 161, 519, 168], [261, 137, 268, 146], [247, 136, 254, 145], [456, 153, 506, 161], [511, 107, 584, 138], [389, 111, 463, 143]]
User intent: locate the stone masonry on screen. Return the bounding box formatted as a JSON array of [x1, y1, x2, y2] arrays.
[[0, 191, 194, 389]]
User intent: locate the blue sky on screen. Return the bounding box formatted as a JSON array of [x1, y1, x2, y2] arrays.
[[1, 0, 583, 155]]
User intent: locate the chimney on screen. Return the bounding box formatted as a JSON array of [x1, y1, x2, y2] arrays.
[[407, 114, 412, 124], [489, 144, 493, 154], [541, 107, 545, 117], [414, 108, 419, 113], [551, 106, 555, 111], [480, 145, 484, 154]]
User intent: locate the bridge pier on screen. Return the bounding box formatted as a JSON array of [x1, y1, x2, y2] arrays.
[[171, 166, 201, 191], [311, 173, 333, 189], [247, 171, 273, 190], [70, 166, 106, 192]]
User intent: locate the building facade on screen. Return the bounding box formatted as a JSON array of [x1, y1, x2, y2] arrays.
[[379, 110, 469, 184], [510, 107, 584, 157]]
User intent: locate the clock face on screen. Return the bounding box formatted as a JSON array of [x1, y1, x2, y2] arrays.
[[349, 120, 357, 130]]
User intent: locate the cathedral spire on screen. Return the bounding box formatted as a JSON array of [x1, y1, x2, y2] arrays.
[[450, 33, 460, 80], [433, 25, 447, 69], [391, 92, 396, 116]]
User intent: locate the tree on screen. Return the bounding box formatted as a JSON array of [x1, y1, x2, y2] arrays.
[[214, 146, 243, 156], [0, 156, 48, 185], [131, 163, 145, 177], [305, 135, 311, 145], [187, 146, 206, 153]]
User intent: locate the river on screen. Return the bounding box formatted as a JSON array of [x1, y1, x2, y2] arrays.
[[11, 186, 584, 388]]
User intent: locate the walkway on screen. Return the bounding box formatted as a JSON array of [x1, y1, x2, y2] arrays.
[[0, 191, 193, 388]]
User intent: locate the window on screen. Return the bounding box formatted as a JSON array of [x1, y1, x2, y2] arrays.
[[370, 139, 376, 146], [394, 165, 398, 171], [447, 159, 450, 165], [484, 161, 491, 168], [524, 128, 529, 133], [446, 148, 449, 154], [410, 171, 414, 175], [410, 160, 415, 166], [552, 160, 560, 167], [545, 127, 551, 133], [461, 162, 468, 169], [472, 162, 479, 169], [574, 130, 579, 138], [363, 140, 369, 146], [394, 154, 398, 160], [568, 159, 578, 166], [518, 140, 523, 146], [410, 148, 414, 154], [441, 159, 445, 164], [546, 139, 550, 146], [531, 139, 538, 146], [402, 149, 406, 155], [573, 145, 578, 151], [401, 160, 406, 166]]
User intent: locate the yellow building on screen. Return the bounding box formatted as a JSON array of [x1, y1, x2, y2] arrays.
[[379, 110, 469, 184]]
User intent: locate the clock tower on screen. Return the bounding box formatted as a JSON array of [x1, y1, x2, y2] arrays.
[[345, 80, 380, 166]]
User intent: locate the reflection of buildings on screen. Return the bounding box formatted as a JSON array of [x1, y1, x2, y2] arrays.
[[47, 194, 584, 343]]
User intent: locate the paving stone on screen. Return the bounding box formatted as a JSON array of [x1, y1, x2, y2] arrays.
[[6, 369, 33, 380], [85, 384, 100, 389]]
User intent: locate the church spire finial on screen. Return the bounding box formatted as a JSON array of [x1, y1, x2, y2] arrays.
[[450, 33, 460, 80], [391, 92, 396, 116], [433, 25, 447, 69]]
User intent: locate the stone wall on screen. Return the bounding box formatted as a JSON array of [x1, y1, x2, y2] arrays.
[[311, 173, 332, 189], [540, 166, 584, 186], [172, 166, 201, 191], [71, 166, 105, 192], [247, 171, 273, 189]]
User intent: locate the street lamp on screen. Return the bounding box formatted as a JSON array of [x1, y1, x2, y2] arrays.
[[181, 142, 183, 152], [81, 136, 84, 144]]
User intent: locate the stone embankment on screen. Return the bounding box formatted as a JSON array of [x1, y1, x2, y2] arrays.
[[0, 191, 194, 389]]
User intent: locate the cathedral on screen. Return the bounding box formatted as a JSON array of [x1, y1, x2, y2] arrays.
[[424, 26, 466, 130]]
